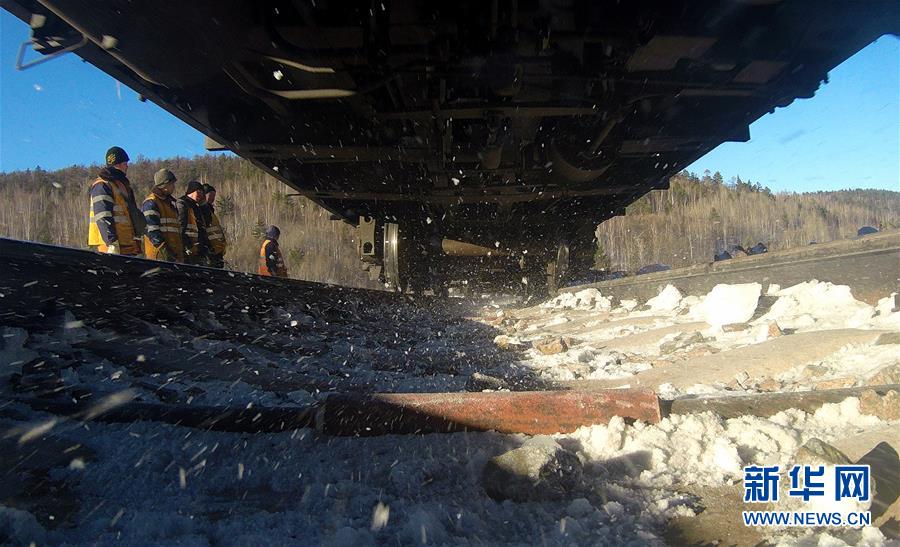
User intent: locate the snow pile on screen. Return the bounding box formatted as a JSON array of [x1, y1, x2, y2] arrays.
[[644, 285, 682, 312], [526, 346, 651, 381], [688, 283, 761, 327], [754, 281, 875, 330], [776, 343, 900, 387], [542, 288, 612, 311], [871, 293, 900, 330], [564, 398, 884, 490]]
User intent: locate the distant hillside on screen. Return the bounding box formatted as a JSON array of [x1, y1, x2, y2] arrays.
[[1, 158, 896, 284], [595, 171, 900, 272]]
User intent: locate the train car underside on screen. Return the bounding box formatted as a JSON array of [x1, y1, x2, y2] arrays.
[[3, 0, 897, 293]]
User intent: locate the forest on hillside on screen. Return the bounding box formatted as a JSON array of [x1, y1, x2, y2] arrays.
[[595, 170, 899, 272], [1, 156, 897, 285]]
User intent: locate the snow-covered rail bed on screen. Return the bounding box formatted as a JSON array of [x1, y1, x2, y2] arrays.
[[562, 229, 900, 306], [1, 235, 899, 544]]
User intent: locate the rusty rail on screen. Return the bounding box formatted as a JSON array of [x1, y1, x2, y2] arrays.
[[13, 388, 661, 436], [15, 385, 898, 437]]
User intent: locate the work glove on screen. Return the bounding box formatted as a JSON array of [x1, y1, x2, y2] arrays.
[[184, 249, 199, 265], [105, 244, 118, 254]]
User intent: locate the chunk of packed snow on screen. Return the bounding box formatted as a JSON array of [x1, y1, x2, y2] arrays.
[[526, 346, 650, 381], [564, 398, 884, 490], [777, 343, 900, 386], [645, 285, 682, 312], [690, 283, 761, 327], [871, 292, 900, 330], [754, 281, 874, 330], [542, 288, 612, 311]]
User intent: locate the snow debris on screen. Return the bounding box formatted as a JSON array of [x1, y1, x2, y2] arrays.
[[689, 282, 761, 327], [526, 346, 650, 381], [482, 436, 583, 501], [2, 277, 897, 545], [542, 288, 612, 310], [754, 281, 875, 330], [564, 398, 885, 490], [777, 343, 900, 388], [371, 502, 390, 531], [645, 285, 682, 312], [15, 418, 59, 444], [871, 293, 900, 330]]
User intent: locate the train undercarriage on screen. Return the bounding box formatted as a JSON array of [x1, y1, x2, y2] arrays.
[[3, 0, 897, 295], [355, 216, 587, 296]]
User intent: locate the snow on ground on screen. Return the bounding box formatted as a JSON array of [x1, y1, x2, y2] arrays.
[[542, 288, 612, 311], [754, 281, 877, 331], [2, 279, 899, 545], [505, 281, 899, 395], [1, 397, 893, 545]]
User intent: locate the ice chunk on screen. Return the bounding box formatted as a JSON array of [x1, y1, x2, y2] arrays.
[[645, 285, 682, 312], [691, 283, 761, 327]]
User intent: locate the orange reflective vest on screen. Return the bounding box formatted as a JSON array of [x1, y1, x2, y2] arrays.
[[258, 239, 288, 277], [88, 178, 140, 255], [206, 209, 227, 256], [178, 200, 203, 260], [142, 192, 185, 262]]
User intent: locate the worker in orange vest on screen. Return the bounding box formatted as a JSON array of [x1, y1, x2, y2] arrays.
[[87, 146, 145, 255], [141, 168, 184, 262], [258, 225, 288, 277]]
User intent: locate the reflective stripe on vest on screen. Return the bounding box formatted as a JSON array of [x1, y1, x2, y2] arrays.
[[183, 206, 201, 257], [207, 211, 226, 255]]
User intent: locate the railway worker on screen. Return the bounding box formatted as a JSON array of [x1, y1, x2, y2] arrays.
[[88, 146, 146, 256], [258, 225, 288, 277], [141, 168, 184, 262], [200, 183, 227, 268], [176, 181, 210, 265]]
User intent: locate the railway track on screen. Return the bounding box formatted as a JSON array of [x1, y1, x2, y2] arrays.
[[564, 229, 900, 305], [3, 236, 898, 437], [0, 237, 399, 332], [2, 237, 899, 545]]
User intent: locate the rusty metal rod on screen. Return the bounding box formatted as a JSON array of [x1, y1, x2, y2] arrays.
[[13, 388, 661, 436], [317, 389, 661, 435]]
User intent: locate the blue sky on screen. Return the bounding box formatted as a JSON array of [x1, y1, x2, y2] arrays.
[[1, 10, 897, 192], [688, 35, 899, 192]]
